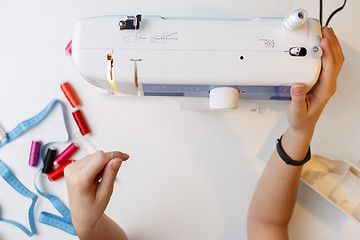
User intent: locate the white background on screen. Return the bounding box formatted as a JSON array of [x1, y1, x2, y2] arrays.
[[0, 0, 359, 239]]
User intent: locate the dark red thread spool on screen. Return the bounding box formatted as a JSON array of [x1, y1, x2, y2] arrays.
[[48, 160, 74, 181], [72, 109, 91, 135], [61, 82, 81, 108]]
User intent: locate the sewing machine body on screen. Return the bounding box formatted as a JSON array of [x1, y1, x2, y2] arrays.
[[72, 14, 322, 106]]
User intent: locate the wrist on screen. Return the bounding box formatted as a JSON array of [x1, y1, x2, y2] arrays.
[[281, 127, 314, 162], [286, 126, 314, 142], [75, 225, 96, 240], [74, 215, 104, 240]]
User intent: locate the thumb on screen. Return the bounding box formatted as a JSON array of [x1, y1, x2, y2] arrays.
[[291, 84, 307, 103], [96, 158, 123, 202], [289, 83, 308, 112]]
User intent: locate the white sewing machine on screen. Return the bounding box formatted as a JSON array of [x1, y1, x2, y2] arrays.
[[72, 9, 322, 109]]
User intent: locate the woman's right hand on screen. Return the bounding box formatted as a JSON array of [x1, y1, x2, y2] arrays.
[[287, 27, 344, 138], [64, 150, 129, 238]]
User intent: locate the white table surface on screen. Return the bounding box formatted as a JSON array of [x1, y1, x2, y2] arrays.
[[0, 0, 359, 239]]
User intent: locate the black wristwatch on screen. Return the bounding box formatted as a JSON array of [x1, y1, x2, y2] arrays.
[[276, 135, 311, 166]]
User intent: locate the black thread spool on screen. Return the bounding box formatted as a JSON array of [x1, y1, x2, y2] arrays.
[[42, 148, 57, 174]]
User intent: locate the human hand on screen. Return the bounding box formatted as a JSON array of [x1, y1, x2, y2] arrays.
[[287, 27, 344, 137], [64, 151, 129, 238]]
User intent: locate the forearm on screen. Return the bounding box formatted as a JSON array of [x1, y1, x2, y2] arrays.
[[248, 26, 344, 239], [248, 127, 313, 232], [77, 214, 128, 240]]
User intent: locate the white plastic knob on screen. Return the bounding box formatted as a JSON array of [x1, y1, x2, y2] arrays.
[[311, 35, 323, 59], [283, 9, 308, 30], [209, 87, 239, 109]]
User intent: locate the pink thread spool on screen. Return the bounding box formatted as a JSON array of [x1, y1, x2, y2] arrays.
[[55, 142, 79, 165], [65, 40, 72, 56], [29, 141, 41, 167]]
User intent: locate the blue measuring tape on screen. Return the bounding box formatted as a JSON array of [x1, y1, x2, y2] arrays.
[[0, 160, 38, 236], [0, 99, 63, 148], [35, 165, 76, 235], [0, 99, 77, 236]]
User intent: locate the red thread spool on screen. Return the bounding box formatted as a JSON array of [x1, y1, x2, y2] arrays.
[[61, 82, 81, 108], [48, 160, 74, 181], [72, 109, 91, 135], [55, 142, 79, 165]]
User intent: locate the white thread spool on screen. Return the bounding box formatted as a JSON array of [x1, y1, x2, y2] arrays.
[[283, 9, 308, 30], [73, 132, 97, 154]]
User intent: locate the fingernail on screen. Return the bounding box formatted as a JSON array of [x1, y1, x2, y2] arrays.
[[293, 84, 306, 94], [121, 153, 130, 161], [112, 160, 122, 170]]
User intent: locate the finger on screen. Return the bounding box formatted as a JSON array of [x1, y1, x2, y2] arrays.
[[290, 84, 307, 107], [96, 158, 123, 203], [94, 168, 105, 183], [288, 83, 308, 118], [328, 28, 343, 66], [103, 151, 130, 161], [329, 28, 345, 64], [69, 151, 103, 171], [321, 28, 337, 71], [317, 37, 337, 94], [308, 36, 337, 104], [320, 36, 337, 75], [83, 151, 129, 181]]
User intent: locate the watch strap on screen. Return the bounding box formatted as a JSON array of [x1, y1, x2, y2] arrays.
[[276, 135, 311, 166]]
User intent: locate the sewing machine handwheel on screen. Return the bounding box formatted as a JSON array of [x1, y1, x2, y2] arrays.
[[209, 87, 239, 109]]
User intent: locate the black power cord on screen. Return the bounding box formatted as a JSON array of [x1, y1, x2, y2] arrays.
[[320, 0, 347, 27], [320, 0, 323, 26]]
